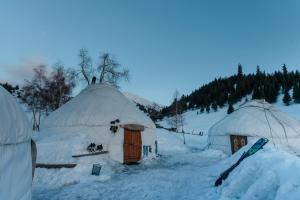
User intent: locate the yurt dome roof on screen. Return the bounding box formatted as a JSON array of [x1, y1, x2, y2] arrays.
[[43, 84, 156, 129], [0, 86, 31, 145], [208, 99, 300, 140]]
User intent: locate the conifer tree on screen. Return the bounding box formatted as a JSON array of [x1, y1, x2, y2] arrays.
[[237, 63, 243, 78], [211, 102, 218, 112], [200, 106, 204, 113], [293, 82, 300, 103], [227, 103, 234, 114], [283, 89, 292, 105], [205, 105, 210, 113]]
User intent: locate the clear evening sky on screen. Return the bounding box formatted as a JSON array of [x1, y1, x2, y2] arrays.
[[1, 0, 300, 105]]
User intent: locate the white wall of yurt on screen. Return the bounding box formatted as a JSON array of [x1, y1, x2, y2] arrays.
[[208, 100, 300, 154], [0, 86, 32, 200], [41, 84, 157, 163]]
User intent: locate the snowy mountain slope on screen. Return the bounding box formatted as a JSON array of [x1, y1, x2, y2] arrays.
[[123, 91, 164, 111], [159, 98, 251, 135], [160, 95, 300, 136]]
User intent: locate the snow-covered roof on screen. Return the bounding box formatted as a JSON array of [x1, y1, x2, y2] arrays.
[[0, 86, 31, 144], [208, 99, 300, 139], [43, 84, 156, 129]]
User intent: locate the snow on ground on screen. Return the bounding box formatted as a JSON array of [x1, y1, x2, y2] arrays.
[[32, 128, 224, 200], [209, 144, 300, 200], [32, 99, 300, 200], [33, 127, 300, 200]]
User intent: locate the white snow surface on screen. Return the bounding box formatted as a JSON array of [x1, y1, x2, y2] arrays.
[[32, 98, 300, 200]]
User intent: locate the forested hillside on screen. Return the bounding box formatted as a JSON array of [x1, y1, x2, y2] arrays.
[[161, 65, 300, 116]]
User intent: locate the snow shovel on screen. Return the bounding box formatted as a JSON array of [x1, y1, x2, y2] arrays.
[[214, 137, 269, 187]]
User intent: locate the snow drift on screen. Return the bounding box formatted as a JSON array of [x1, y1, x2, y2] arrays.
[[211, 144, 300, 200]]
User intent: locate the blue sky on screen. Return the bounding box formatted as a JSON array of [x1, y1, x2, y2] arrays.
[[1, 0, 300, 105]]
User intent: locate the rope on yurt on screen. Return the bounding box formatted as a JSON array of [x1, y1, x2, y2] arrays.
[[262, 100, 277, 148], [269, 111, 300, 137], [206, 112, 231, 149], [207, 101, 266, 148], [269, 111, 300, 154]]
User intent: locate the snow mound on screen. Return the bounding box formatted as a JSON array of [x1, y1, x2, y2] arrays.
[[211, 145, 300, 200]]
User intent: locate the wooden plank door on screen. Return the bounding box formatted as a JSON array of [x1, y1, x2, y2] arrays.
[[230, 135, 247, 154], [123, 128, 142, 164]]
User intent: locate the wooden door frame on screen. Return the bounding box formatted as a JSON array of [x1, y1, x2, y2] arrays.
[[123, 128, 142, 164]]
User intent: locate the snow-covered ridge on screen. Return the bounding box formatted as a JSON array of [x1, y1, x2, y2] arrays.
[[123, 91, 164, 111]]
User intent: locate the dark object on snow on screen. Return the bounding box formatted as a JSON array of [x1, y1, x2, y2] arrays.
[[110, 126, 118, 133], [31, 139, 37, 179], [91, 76, 97, 84], [110, 119, 120, 124], [87, 143, 96, 152], [72, 151, 109, 158], [91, 164, 102, 176], [36, 163, 77, 169], [96, 144, 103, 151], [214, 138, 269, 187]]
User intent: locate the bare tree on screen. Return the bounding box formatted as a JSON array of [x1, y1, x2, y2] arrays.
[[168, 90, 185, 132], [21, 63, 76, 131], [46, 62, 76, 111], [98, 53, 129, 88], [21, 65, 48, 131], [78, 48, 92, 85], [168, 90, 186, 143]]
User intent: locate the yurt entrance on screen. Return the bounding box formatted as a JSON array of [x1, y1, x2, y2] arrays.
[[123, 128, 142, 164], [230, 135, 247, 154]]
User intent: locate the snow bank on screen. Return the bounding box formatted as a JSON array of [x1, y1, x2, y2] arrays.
[[210, 145, 300, 200]]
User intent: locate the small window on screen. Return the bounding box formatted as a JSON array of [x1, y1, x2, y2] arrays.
[[230, 135, 247, 154]]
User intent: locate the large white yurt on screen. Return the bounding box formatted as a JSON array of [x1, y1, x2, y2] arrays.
[[0, 86, 32, 200], [208, 100, 300, 154], [43, 84, 157, 164]]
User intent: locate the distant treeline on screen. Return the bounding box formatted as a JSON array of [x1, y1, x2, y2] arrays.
[[0, 82, 20, 95], [161, 64, 300, 116]]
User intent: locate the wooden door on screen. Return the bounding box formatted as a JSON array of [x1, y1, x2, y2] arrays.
[[123, 128, 142, 164], [230, 135, 247, 154]]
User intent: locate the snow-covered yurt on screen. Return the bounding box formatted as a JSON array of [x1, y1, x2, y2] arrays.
[[43, 84, 157, 164], [208, 100, 300, 154], [0, 86, 32, 200]]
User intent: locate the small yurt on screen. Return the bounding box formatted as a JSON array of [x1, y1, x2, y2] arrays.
[[0, 86, 32, 200], [43, 84, 157, 164], [208, 100, 300, 154]]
